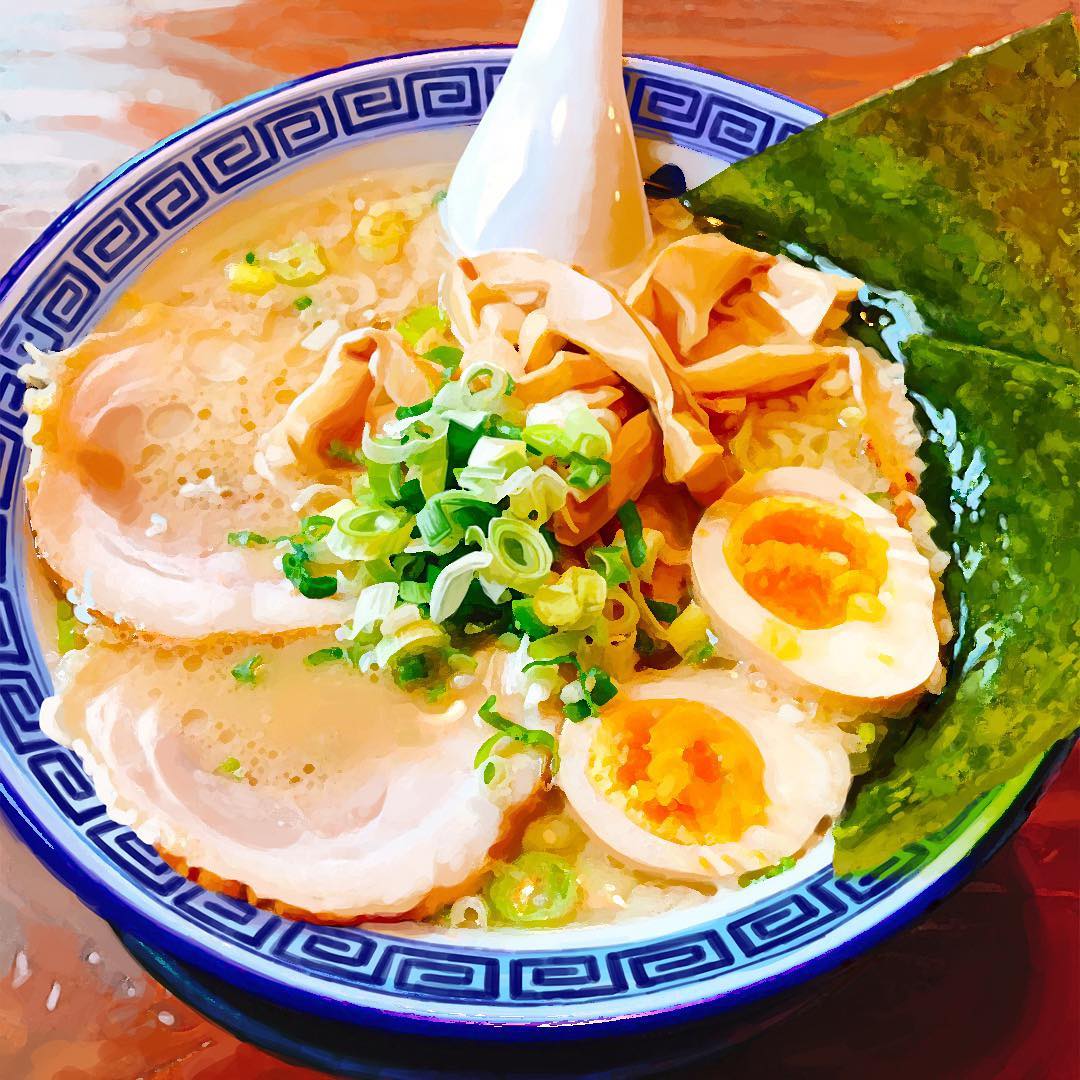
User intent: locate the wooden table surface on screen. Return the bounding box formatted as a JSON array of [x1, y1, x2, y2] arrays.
[[0, 2, 1077, 1076]]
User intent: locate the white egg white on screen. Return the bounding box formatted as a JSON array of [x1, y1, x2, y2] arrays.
[[43, 640, 542, 919], [692, 466, 940, 700], [557, 668, 851, 881]]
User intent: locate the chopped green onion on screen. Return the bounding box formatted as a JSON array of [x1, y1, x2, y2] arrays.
[[587, 545, 630, 587], [512, 598, 552, 639], [215, 756, 243, 779], [486, 852, 578, 927], [304, 647, 346, 667], [565, 453, 611, 492], [617, 501, 648, 568], [228, 530, 270, 547], [300, 514, 334, 543], [57, 600, 86, 655], [231, 654, 263, 685], [393, 653, 430, 687], [395, 305, 447, 348], [395, 399, 434, 420], [645, 598, 680, 624], [327, 441, 362, 466], [524, 654, 578, 672], [502, 465, 569, 525], [523, 423, 571, 459], [432, 189, 448, 206], [352, 582, 399, 633], [423, 345, 463, 371], [582, 666, 618, 708], [482, 517, 554, 592], [327, 501, 414, 562], [417, 491, 495, 549], [294, 295, 313, 311], [684, 640, 716, 664], [398, 580, 432, 605], [476, 696, 558, 772], [430, 550, 492, 623], [446, 420, 486, 470], [281, 547, 337, 599], [533, 567, 607, 631], [563, 700, 592, 723], [244, 251, 256, 265]]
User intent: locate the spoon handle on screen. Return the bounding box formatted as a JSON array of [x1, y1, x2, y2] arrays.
[[442, 0, 652, 276]]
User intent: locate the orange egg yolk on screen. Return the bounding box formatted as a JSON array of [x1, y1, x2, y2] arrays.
[[590, 698, 767, 847], [723, 495, 888, 630]]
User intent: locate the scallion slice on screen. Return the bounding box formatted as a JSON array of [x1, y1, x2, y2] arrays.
[[587, 544, 630, 587], [616, 501, 648, 567], [231, 654, 263, 685], [486, 852, 579, 927]]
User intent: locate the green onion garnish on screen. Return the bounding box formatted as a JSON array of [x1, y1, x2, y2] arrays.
[[327, 441, 362, 466], [512, 598, 552, 639], [56, 600, 86, 655], [587, 545, 630, 587], [227, 530, 270, 547], [215, 756, 243, 778], [486, 852, 579, 926], [294, 295, 313, 311], [395, 399, 434, 420], [617, 501, 648, 567], [563, 700, 592, 723], [581, 666, 618, 708], [432, 189, 448, 206], [476, 695, 558, 772], [300, 514, 334, 543], [565, 453, 611, 491], [395, 305, 448, 348], [523, 424, 571, 459], [423, 345, 464, 371], [282, 546, 338, 600], [244, 251, 256, 265], [398, 580, 432, 605], [393, 653, 430, 687], [644, 598, 680, 624], [231, 654, 263, 685], [304, 647, 346, 667]]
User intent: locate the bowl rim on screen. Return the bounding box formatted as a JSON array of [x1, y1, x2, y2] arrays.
[[0, 44, 1067, 1039]]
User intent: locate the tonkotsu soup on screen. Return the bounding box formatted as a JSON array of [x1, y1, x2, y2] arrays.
[[23, 137, 951, 931]]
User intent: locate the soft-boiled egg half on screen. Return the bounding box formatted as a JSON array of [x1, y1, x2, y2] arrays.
[[557, 669, 850, 880], [692, 466, 940, 700]]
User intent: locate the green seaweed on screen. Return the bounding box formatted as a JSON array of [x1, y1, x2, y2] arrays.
[[685, 15, 1080, 370], [833, 338, 1080, 872]]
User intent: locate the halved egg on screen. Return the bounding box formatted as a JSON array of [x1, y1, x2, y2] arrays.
[[692, 466, 940, 700], [43, 639, 543, 920], [557, 669, 850, 880]]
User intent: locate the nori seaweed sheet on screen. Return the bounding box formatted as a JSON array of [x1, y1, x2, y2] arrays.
[[685, 15, 1080, 371], [683, 16, 1080, 870], [833, 339, 1080, 871]]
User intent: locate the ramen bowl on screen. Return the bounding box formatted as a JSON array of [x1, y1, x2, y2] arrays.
[[0, 47, 1069, 1067]]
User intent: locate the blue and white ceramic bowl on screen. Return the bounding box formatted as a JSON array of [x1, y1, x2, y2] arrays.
[[0, 47, 1068, 1046]]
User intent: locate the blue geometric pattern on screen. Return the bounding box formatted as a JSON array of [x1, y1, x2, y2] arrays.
[[0, 48, 1026, 1028]]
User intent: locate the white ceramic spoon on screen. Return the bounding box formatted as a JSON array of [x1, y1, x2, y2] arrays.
[[441, 0, 652, 278]]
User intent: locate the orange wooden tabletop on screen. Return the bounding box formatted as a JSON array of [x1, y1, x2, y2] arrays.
[[0, 2, 1076, 1077]]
